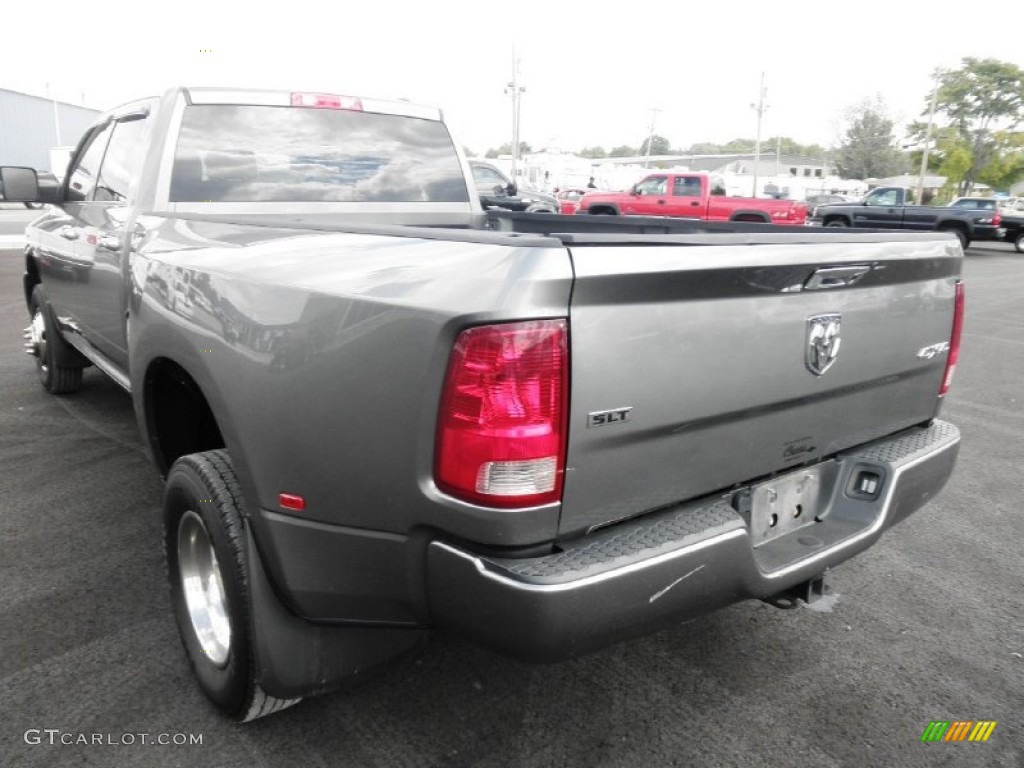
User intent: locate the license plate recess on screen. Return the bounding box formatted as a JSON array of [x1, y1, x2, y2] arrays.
[[750, 461, 838, 547]]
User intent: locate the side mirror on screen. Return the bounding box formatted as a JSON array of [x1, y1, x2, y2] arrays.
[[506, 182, 518, 196], [629, 184, 639, 195], [492, 184, 506, 197], [0, 167, 40, 202], [0, 167, 61, 204]]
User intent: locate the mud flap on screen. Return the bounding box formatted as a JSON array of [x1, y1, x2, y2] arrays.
[[245, 528, 427, 700]]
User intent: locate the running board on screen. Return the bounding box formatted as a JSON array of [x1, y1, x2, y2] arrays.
[[59, 323, 132, 392]]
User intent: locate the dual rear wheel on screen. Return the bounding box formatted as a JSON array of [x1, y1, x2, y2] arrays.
[[164, 450, 300, 721]]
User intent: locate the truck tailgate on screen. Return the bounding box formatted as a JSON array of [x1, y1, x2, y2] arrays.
[[560, 236, 960, 537]]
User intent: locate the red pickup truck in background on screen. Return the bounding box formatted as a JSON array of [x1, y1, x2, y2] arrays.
[[577, 172, 808, 224]]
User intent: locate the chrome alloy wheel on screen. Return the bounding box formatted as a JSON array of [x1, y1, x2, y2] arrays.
[[177, 510, 232, 667], [24, 310, 47, 370]]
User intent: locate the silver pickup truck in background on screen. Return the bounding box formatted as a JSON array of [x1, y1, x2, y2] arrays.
[[2, 87, 963, 721]]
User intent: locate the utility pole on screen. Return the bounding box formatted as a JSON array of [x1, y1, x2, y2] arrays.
[[505, 50, 526, 186], [916, 72, 941, 204], [750, 72, 768, 198], [643, 107, 661, 167]]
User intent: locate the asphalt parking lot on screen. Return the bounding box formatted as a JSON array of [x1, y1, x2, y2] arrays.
[[0, 215, 1021, 766]]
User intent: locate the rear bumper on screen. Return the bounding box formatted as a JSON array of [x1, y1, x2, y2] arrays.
[[427, 420, 960, 661], [972, 225, 1005, 241]]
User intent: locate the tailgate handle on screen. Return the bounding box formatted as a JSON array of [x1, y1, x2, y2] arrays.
[[804, 265, 871, 290]]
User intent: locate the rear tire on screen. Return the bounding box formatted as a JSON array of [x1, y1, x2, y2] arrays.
[[1015, 232, 1024, 253], [165, 450, 300, 721], [27, 285, 83, 394], [824, 218, 849, 228]]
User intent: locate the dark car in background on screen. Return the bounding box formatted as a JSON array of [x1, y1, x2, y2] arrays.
[[947, 197, 1007, 245], [469, 160, 558, 214]]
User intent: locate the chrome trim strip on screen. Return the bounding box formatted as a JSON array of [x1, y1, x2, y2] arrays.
[[430, 528, 746, 594]]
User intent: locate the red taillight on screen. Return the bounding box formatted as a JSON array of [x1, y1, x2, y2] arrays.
[[435, 320, 569, 508], [290, 92, 363, 110], [939, 281, 964, 396], [993, 211, 1002, 226]]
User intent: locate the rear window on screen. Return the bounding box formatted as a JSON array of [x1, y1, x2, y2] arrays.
[[952, 199, 996, 211], [169, 105, 470, 203]]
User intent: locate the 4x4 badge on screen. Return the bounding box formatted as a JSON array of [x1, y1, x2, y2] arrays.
[[806, 314, 841, 375]]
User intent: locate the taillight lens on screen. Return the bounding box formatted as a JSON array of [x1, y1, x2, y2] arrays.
[[435, 320, 569, 508], [290, 92, 363, 110], [939, 281, 964, 396], [993, 211, 1002, 226]]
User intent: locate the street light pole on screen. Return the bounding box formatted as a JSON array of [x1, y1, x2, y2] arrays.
[[916, 73, 940, 204], [750, 72, 768, 198], [505, 50, 525, 186]]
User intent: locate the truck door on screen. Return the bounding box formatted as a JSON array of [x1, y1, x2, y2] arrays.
[[39, 122, 115, 327], [71, 113, 151, 368], [667, 175, 704, 218], [623, 175, 669, 215], [855, 188, 904, 228]]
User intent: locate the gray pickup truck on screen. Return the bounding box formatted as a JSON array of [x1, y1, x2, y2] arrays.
[[2, 87, 963, 722], [810, 185, 1004, 249]]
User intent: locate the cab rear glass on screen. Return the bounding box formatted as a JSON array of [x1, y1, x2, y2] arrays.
[[169, 105, 470, 203]]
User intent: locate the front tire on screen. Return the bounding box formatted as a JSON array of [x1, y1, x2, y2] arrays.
[[164, 450, 300, 721], [27, 285, 83, 394], [824, 218, 849, 228], [1015, 232, 1024, 253]]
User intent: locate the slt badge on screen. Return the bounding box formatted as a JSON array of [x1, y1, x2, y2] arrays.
[[806, 313, 841, 375]]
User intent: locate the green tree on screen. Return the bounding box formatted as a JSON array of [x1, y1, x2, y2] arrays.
[[483, 141, 533, 158], [639, 135, 671, 156], [942, 58, 1024, 193], [722, 138, 756, 153], [687, 141, 724, 154], [927, 58, 1024, 193], [579, 146, 608, 159], [836, 98, 907, 179], [609, 145, 636, 157], [687, 138, 825, 158], [463, 146, 477, 158], [976, 131, 1024, 190]]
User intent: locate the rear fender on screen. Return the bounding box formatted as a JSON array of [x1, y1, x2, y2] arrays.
[[729, 210, 771, 223]]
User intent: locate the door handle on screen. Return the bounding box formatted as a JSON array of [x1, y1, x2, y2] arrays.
[[690, 201, 700, 206], [657, 199, 666, 204], [57, 226, 79, 240], [804, 265, 872, 290]]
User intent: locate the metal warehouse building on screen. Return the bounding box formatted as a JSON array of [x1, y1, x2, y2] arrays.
[[0, 88, 101, 172]]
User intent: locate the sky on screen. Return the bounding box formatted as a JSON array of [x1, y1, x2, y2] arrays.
[[3, 1, 1021, 156]]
